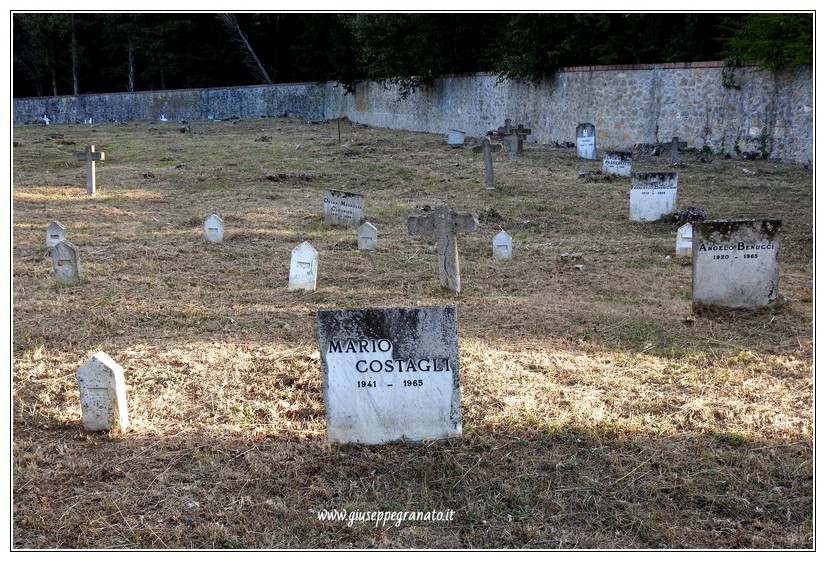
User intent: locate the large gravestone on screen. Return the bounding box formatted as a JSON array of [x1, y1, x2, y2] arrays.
[[576, 123, 596, 160], [203, 213, 224, 243], [629, 172, 678, 222], [692, 219, 782, 310], [76, 352, 129, 432], [46, 220, 66, 248], [323, 189, 364, 227], [52, 240, 82, 285], [602, 151, 633, 176], [317, 305, 462, 445], [288, 241, 318, 292]]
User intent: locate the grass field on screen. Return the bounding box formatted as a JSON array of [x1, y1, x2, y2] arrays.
[[11, 118, 813, 549]]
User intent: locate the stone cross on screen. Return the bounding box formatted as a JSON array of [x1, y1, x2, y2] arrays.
[[408, 203, 479, 293], [46, 220, 66, 248], [52, 240, 82, 285], [76, 352, 129, 432], [513, 124, 531, 154], [74, 145, 105, 196], [497, 119, 515, 153]]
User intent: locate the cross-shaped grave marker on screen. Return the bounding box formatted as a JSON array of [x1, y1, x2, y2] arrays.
[[512, 124, 531, 154], [74, 145, 105, 196], [408, 203, 479, 293]]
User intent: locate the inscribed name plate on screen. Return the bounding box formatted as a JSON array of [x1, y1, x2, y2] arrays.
[[630, 172, 678, 222], [323, 189, 364, 227], [602, 151, 632, 176], [317, 305, 462, 445], [692, 219, 782, 310], [576, 123, 596, 160]]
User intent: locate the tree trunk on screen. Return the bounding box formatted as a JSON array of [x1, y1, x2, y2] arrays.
[[70, 14, 79, 95], [127, 49, 135, 92]]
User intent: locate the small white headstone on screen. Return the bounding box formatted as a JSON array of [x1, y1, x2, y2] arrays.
[[676, 223, 693, 257], [576, 123, 596, 160], [317, 305, 462, 445], [492, 230, 513, 261], [447, 129, 466, 145], [288, 241, 318, 292], [602, 151, 633, 176], [52, 240, 82, 285], [76, 352, 129, 432], [204, 213, 224, 243], [357, 222, 378, 250], [46, 220, 66, 248], [323, 189, 364, 227], [630, 172, 679, 222], [692, 219, 782, 310]]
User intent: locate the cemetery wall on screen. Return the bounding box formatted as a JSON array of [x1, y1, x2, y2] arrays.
[[13, 62, 812, 164]]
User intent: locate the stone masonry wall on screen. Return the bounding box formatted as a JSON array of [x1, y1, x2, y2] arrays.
[[13, 62, 812, 164]]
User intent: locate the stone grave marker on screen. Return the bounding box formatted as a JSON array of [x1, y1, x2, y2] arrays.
[[671, 136, 680, 165], [288, 241, 318, 292], [576, 123, 596, 160], [74, 145, 105, 196], [692, 219, 782, 310], [492, 230, 513, 261], [408, 203, 479, 293], [447, 129, 466, 145], [497, 118, 515, 152], [513, 124, 531, 154], [203, 213, 224, 243], [46, 220, 66, 248], [602, 151, 633, 176], [676, 223, 693, 258], [323, 189, 364, 227], [483, 138, 496, 188], [629, 172, 678, 222], [317, 305, 462, 445], [76, 352, 129, 431], [357, 221, 378, 250], [52, 240, 82, 285]]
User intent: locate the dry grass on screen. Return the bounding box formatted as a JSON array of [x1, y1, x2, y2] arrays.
[[12, 118, 813, 549]]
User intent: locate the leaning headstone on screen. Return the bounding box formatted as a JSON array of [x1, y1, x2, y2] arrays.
[[602, 151, 633, 176], [317, 305, 462, 445], [576, 123, 596, 160], [692, 219, 782, 310], [46, 220, 66, 248], [357, 221, 378, 250], [288, 241, 318, 292], [203, 213, 224, 243], [408, 203, 479, 293], [76, 352, 129, 432], [629, 172, 678, 222], [675, 223, 693, 258], [492, 230, 513, 261], [447, 129, 466, 145], [52, 240, 82, 285], [74, 145, 105, 196], [323, 189, 364, 227]]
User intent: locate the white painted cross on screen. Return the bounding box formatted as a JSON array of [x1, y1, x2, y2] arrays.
[[74, 145, 105, 196], [408, 203, 479, 293], [288, 241, 318, 292], [204, 213, 224, 243], [76, 352, 129, 432]]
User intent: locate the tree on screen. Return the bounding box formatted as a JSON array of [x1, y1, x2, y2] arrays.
[[723, 13, 813, 69]]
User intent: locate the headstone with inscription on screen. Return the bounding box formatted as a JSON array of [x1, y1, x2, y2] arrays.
[[492, 230, 513, 261], [76, 352, 129, 432], [576, 123, 596, 160], [676, 223, 693, 258], [602, 151, 633, 176], [323, 189, 364, 227], [46, 220, 66, 248], [203, 213, 224, 243], [52, 240, 82, 285], [288, 241, 318, 292], [317, 305, 462, 445], [74, 145, 105, 196], [692, 219, 782, 310], [630, 172, 678, 222], [357, 221, 378, 250]]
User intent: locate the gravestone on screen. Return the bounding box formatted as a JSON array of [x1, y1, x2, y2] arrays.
[[203, 213, 224, 243], [447, 129, 466, 145], [676, 223, 693, 258], [513, 124, 531, 154], [602, 151, 633, 176], [671, 136, 680, 165], [46, 220, 66, 248], [76, 352, 129, 431], [492, 230, 513, 261], [497, 118, 515, 152], [288, 241, 318, 292], [629, 172, 678, 222], [576, 123, 596, 160], [74, 145, 105, 196], [483, 138, 496, 188], [692, 219, 782, 310], [323, 189, 364, 227], [317, 305, 462, 445], [357, 221, 378, 250], [408, 203, 479, 293], [52, 240, 82, 285]]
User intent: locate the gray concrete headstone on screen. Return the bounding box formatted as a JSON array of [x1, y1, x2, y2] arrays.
[[576, 123, 596, 160], [357, 221, 378, 250], [602, 151, 633, 176], [676, 223, 693, 258], [204, 213, 224, 243], [317, 305, 462, 445], [630, 172, 678, 222], [46, 220, 66, 248], [76, 352, 129, 432], [482, 138, 495, 189], [323, 189, 364, 227], [492, 230, 513, 261], [447, 129, 466, 145], [692, 219, 782, 310], [288, 241, 318, 292], [52, 240, 82, 285]]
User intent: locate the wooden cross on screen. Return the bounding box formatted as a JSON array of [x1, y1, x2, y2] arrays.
[[408, 203, 479, 293], [75, 145, 105, 196]]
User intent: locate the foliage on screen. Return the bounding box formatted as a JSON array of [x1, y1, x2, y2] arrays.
[[722, 13, 813, 69]]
